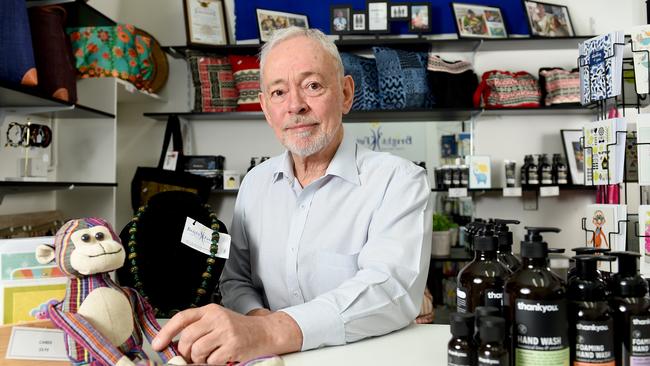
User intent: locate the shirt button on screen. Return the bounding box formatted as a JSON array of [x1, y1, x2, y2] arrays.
[[300, 204, 305, 209], [293, 291, 299, 297]]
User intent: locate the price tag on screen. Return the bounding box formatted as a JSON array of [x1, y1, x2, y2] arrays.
[[180, 217, 231, 259], [502, 187, 522, 197], [162, 151, 179, 171], [6, 327, 68, 361], [539, 186, 560, 197], [448, 188, 468, 198]]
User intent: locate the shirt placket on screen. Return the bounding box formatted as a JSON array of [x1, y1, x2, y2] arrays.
[[285, 182, 316, 306]]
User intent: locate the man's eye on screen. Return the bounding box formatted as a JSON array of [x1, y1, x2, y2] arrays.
[[271, 90, 285, 97], [307, 82, 322, 90]]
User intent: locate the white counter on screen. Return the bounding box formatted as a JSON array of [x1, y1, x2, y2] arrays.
[[282, 324, 450, 365]]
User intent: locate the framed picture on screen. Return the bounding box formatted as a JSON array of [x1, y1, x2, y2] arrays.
[[389, 3, 409, 20], [256, 8, 309, 43], [331, 5, 352, 34], [561, 129, 585, 185], [183, 0, 229, 46], [367, 1, 389, 33], [451, 3, 508, 39], [409, 3, 431, 33], [352, 11, 367, 33], [523, 0, 574, 37]]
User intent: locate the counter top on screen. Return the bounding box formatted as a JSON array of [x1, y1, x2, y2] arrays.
[[283, 324, 449, 365]]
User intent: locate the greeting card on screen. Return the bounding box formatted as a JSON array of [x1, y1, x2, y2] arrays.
[[631, 26, 650, 94], [585, 204, 627, 251], [467, 156, 491, 189], [640, 205, 650, 277], [579, 31, 625, 105], [583, 118, 627, 185], [638, 114, 650, 186]]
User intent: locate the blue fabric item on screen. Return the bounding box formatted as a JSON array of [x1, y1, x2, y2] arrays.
[[234, 0, 529, 41], [373, 47, 431, 110], [0, 0, 37, 85], [340, 53, 379, 111]]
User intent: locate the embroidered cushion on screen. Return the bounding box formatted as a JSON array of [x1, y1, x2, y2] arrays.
[[0, 0, 37, 87], [473, 70, 541, 108], [426, 54, 478, 108], [539, 67, 580, 106], [340, 53, 379, 111], [373, 47, 432, 110], [187, 51, 238, 112], [227, 55, 262, 112]]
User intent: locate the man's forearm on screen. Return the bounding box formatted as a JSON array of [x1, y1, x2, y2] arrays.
[[259, 311, 303, 355], [247, 308, 272, 316]]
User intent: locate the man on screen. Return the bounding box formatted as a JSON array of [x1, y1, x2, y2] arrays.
[[152, 27, 432, 364]]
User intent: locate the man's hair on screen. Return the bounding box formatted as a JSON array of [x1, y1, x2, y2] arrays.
[[258, 27, 344, 88]]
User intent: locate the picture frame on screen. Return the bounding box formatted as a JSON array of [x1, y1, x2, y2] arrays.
[[409, 3, 431, 33], [256, 8, 309, 43], [561, 129, 585, 185], [351, 11, 367, 33], [389, 3, 409, 20], [523, 0, 575, 38], [331, 5, 352, 35], [366, 1, 389, 34], [451, 2, 508, 39], [183, 0, 229, 46]]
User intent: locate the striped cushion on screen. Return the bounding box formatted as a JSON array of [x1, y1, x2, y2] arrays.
[[187, 51, 238, 112], [228, 55, 262, 111], [475, 70, 541, 108], [539, 68, 580, 106]]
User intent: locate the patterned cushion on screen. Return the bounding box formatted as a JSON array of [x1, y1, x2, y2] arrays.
[[340, 53, 379, 111], [187, 51, 238, 112], [539, 68, 580, 106], [228, 55, 262, 111], [474, 70, 541, 108], [372, 47, 432, 110]]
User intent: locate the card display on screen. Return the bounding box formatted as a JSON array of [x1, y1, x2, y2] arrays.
[[584, 204, 627, 252], [640, 205, 650, 277], [583, 118, 627, 185], [638, 114, 650, 186], [631, 26, 650, 94], [579, 32, 625, 105]]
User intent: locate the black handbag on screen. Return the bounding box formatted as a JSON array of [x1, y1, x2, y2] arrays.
[[130, 115, 212, 212]]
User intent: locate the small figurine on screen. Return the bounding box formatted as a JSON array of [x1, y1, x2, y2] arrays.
[[36, 217, 186, 366]]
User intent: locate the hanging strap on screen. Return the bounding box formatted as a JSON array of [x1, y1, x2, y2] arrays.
[[157, 114, 184, 171]]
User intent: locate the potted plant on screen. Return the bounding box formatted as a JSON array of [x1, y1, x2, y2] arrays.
[[431, 213, 453, 257]]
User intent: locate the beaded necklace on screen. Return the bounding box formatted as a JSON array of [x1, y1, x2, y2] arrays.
[[126, 203, 220, 318]]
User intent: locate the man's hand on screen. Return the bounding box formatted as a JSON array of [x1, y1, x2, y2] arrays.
[[247, 308, 272, 316], [151, 304, 302, 364]]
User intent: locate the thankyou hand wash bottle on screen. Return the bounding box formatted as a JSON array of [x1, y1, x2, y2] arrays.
[[504, 227, 569, 366], [494, 219, 522, 272]]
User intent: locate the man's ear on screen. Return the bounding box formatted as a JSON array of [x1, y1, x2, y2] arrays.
[[36, 244, 56, 264], [341, 74, 355, 114]]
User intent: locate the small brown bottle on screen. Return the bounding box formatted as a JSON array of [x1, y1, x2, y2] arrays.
[[478, 316, 509, 366], [449, 312, 476, 366]]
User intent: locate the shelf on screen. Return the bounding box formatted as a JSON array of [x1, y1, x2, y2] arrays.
[[116, 79, 165, 104], [430, 247, 472, 262], [212, 189, 239, 194], [0, 181, 117, 200], [481, 105, 592, 116], [0, 82, 115, 119], [432, 185, 596, 193]]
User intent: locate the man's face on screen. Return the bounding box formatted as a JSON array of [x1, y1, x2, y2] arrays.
[[259, 36, 354, 157]]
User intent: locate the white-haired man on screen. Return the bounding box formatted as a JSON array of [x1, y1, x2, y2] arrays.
[[153, 27, 432, 364]]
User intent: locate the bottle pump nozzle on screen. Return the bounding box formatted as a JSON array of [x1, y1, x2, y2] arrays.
[[521, 227, 562, 258], [494, 219, 520, 248], [573, 254, 615, 280], [610, 251, 648, 298], [474, 223, 498, 251]]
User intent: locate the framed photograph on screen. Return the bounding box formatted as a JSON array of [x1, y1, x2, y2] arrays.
[[561, 129, 585, 185], [523, 0, 574, 37], [256, 8, 309, 43], [352, 11, 367, 33], [451, 2, 508, 39], [409, 3, 431, 33], [331, 5, 352, 34], [367, 1, 389, 33], [389, 3, 409, 20], [183, 0, 229, 46]]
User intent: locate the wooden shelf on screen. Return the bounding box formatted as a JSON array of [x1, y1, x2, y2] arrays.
[[0, 82, 115, 119], [0, 181, 117, 199]]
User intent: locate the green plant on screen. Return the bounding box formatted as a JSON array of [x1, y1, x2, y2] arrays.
[[432, 213, 454, 232]]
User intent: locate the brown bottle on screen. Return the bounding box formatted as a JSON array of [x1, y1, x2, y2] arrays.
[[449, 312, 477, 366], [478, 316, 509, 366]]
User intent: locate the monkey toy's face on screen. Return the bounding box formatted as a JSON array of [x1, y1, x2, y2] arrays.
[[69, 226, 125, 275]]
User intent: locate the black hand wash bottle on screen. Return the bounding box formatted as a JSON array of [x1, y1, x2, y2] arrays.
[[494, 219, 522, 272], [504, 227, 569, 366]]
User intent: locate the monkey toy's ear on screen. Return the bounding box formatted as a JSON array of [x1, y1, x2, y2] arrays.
[[36, 244, 56, 264]]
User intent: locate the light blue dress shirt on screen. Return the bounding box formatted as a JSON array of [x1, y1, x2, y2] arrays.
[[220, 132, 432, 351]]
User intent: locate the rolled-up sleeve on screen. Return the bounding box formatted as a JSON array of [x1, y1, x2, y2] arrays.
[[281, 165, 432, 350]]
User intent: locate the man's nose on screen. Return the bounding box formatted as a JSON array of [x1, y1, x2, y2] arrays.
[[287, 87, 308, 114]]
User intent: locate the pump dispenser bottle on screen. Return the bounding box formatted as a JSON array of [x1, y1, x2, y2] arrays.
[[609, 252, 650, 366], [449, 312, 477, 366], [457, 224, 511, 313], [474, 306, 500, 345], [478, 316, 509, 366], [567, 247, 611, 284], [568, 255, 616, 366], [504, 227, 569, 366], [494, 219, 522, 272]]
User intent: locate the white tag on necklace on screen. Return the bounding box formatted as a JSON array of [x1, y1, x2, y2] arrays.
[[180, 217, 231, 259]]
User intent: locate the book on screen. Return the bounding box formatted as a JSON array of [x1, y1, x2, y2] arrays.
[[579, 31, 625, 105], [583, 118, 627, 185], [638, 114, 650, 186], [585, 204, 627, 252]]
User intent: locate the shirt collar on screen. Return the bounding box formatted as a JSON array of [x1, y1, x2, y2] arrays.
[[271, 132, 361, 186]]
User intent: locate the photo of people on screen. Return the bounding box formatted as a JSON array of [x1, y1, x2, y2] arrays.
[[256, 9, 309, 42], [524, 1, 574, 37], [452, 3, 507, 39], [353, 13, 366, 31], [332, 7, 350, 33], [410, 5, 430, 32], [390, 5, 408, 19]]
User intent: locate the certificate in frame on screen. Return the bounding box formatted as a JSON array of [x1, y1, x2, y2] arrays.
[[183, 0, 229, 46]]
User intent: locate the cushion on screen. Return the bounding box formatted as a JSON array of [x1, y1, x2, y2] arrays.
[[426, 54, 478, 108], [340, 53, 380, 111], [474, 70, 541, 108], [187, 51, 238, 112], [0, 0, 37, 86], [227, 55, 262, 112], [539, 67, 580, 106], [372, 47, 432, 110]]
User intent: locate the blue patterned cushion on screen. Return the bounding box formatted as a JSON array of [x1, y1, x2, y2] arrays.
[[340, 53, 379, 111], [373, 47, 432, 110]]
